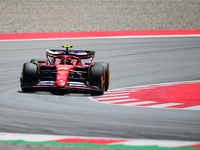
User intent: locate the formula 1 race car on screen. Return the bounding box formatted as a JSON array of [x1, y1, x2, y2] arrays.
[[20, 45, 109, 95]]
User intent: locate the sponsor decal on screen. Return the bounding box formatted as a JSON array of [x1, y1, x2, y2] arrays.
[[37, 81, 54, 85], [57, 66, 69, 69], [69, 82, 85, 87], [60, 82, 65, 86], [59, 71, 67, 73], [74, 51, 79, 55], [46, 81, 52, 85], [70, 51, 87, 55], [70, 83, 77, 86]]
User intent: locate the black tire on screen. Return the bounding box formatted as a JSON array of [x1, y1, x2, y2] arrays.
[[94, 62, 109, 91], [89, 65, 105, 96], [30, 59, 46, 65], [21, 87, 35, 93], [21, 63, 38, 92]]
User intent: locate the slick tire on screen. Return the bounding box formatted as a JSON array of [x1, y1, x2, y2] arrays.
[[94, 62, 109, 91], [21, 87, 35, 93], [89, 65, 105, 96], [21, 63, 38, 92]]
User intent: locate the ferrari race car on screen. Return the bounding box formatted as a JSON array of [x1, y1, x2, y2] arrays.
[[20, 45, 109, 95]]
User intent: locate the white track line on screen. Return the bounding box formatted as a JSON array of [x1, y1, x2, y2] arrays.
[[119, 101, 157, 106], [89, 80, 200, 111], [94, 96, 129, 101], [103, 99, 138, 104], [1, 34, 200, 42], [183, 105, 200, 110], [119, 139, 200, 147], [100, 93, 129, 97], [145, 103, 183, 108]]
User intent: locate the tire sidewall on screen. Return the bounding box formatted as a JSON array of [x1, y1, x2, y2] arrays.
[[89, 65, 105, 95], [93, 62, 109, 91], [22, 63, 38, 84]]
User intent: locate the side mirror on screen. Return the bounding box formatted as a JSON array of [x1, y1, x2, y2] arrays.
[[38, 60, 46, 64], [85, 62, 93, 65]]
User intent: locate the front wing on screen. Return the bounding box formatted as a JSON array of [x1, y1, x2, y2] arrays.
[[21, 80, 101, 93]]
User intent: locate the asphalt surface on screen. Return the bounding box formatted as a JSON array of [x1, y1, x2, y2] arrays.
[[0, 37, 200, 143], [1, 0, 200, 149]]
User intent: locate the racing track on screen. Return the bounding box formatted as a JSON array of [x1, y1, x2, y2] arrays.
[[0, 37, 200, 141]]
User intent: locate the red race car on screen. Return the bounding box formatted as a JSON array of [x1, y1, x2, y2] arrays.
[[20, 45, 109, 95]]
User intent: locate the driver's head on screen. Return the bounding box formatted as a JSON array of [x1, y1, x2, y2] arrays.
[[66, 58, 72, 64], [61, 58, 65, 64]]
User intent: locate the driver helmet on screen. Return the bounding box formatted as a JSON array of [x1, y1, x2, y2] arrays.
[[60, 58, 65, 64], [66, 58, 72, 64]]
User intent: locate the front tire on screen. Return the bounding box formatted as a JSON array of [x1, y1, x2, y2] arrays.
[[94, 62, 109, 91], [89, 65, 105, 96], [21, 63, 38, 92]]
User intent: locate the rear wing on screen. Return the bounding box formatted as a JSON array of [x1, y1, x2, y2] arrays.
[[46, 45, 95, 59]]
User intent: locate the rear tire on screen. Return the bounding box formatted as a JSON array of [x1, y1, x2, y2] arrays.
[[89, 65, 105, 96], [94, 62, 109, 91]]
